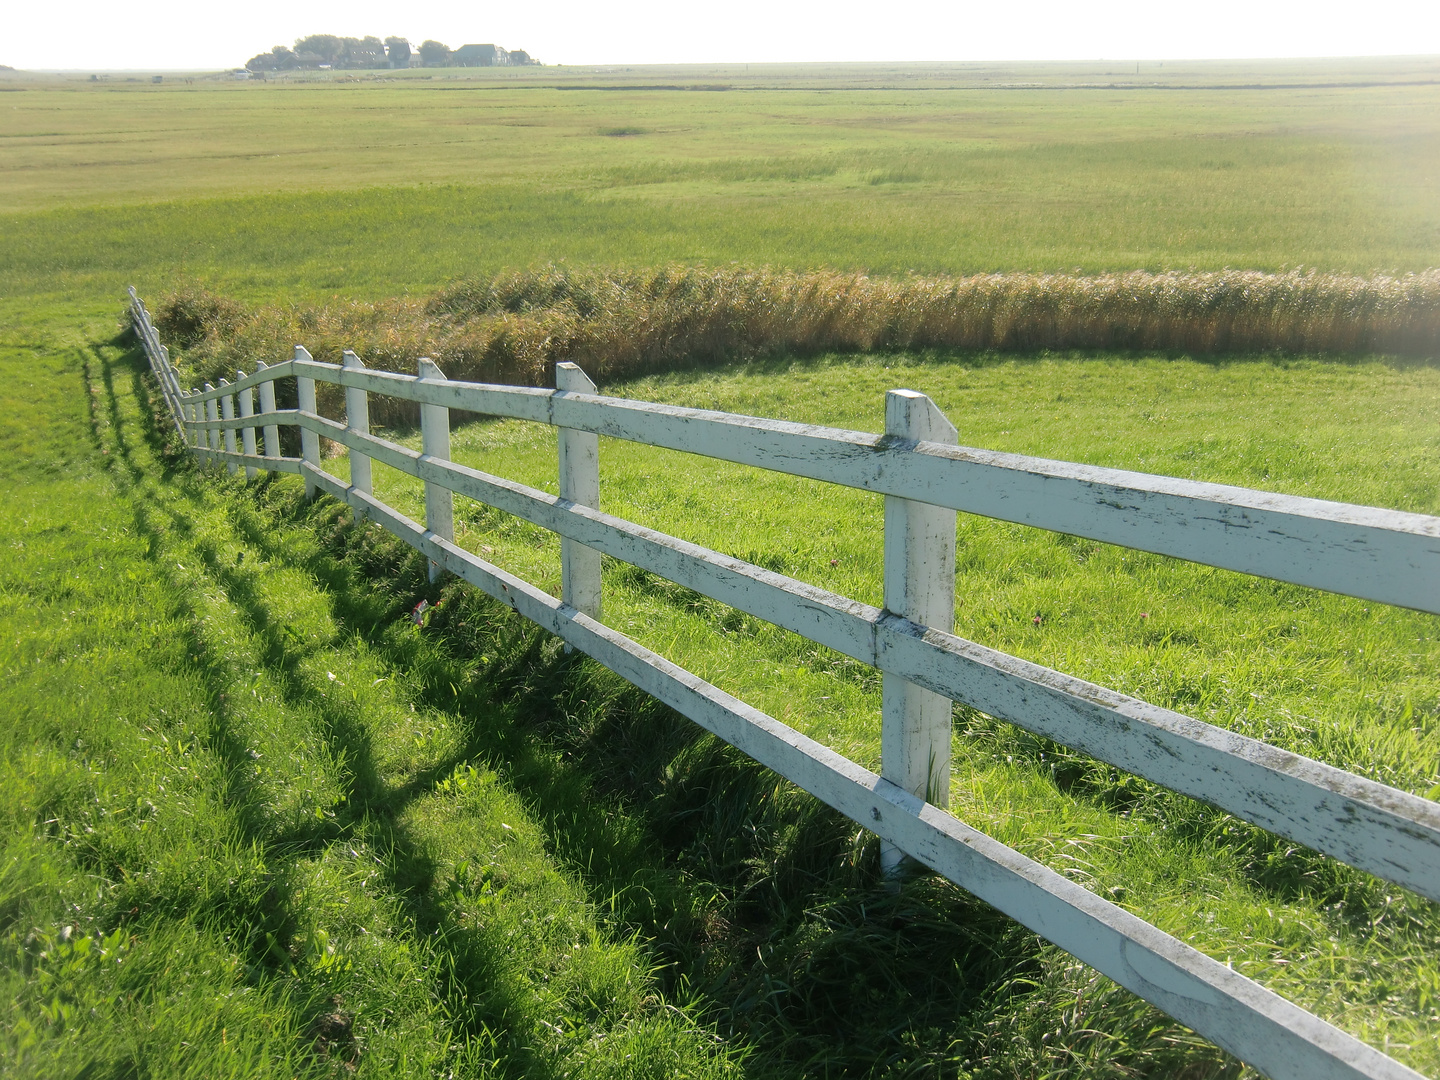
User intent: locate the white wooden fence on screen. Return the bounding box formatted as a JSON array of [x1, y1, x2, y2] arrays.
[[129, 288, 1440, 1080]]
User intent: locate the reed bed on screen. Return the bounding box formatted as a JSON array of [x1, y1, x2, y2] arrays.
[[159, 266, 1440, 425]]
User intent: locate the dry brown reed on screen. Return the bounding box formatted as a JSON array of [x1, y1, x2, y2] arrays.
[[157, 266, 1440, 425]]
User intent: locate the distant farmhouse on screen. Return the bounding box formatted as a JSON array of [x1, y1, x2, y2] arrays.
[[347, 42, 386, 68], [453, 44, 504, 67], [244, 35, 536, 73]]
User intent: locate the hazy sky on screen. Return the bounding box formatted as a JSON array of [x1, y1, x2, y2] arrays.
[[9, 0, 1439, 70]]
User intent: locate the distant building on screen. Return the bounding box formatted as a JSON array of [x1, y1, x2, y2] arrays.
[[387, 41, 411, 69], [453, 43, 501, 67], [347, 44, 386, 68], [294, 51, 326, 69], [508, 50, 533, 65]]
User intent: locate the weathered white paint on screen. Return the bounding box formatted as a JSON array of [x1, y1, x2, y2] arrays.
[[881, 390, 958, 876], [203, 385, 221, 456], [318, 360, 553, 423], [298, 410, 1440, 905], [190, 411, 300, 434], [295, 359, 1440, 616], [165, 354, 183, 406], [189, 446, 302, 474], [181, 358, 296, 402], [342, 350, 372, 521], [256, 361, 281, 463], [295, 457, 1425, 1080], [295, 347, 319, 499], [556, 362, 602, 622], [418, 357, 454, 583], [185, 395, 202, 450], [219, 379, 238, 476], [238, 373, 258, 480]]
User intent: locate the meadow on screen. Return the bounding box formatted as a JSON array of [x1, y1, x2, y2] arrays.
[[2, 60, 1439, 1079], [4, 55, 1440, 320]]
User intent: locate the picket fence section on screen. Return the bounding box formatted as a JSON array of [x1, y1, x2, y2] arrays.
[[130, 289, 1439, 1080]]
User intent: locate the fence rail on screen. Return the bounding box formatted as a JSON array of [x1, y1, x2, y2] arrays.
[[130, 287, 1437, 1080]]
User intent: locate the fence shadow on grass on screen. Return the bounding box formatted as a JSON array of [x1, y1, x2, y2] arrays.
[[101, 338, 583, 1077], [108, 332, 1243, 1078]]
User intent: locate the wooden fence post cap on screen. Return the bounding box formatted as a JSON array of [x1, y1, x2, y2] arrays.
[[556, 361, 596, 393], [418, 357, 445, 380], [342, 349, 364, 368], [886, 389, 956, 443], [293, 345, 312, 362]]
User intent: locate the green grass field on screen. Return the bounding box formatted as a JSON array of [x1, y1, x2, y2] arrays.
[[3, 56, 1439, 322], [2, 60, 1439, 1079]]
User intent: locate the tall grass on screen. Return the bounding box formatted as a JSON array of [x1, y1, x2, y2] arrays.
[[159, 266, 1440, 423]]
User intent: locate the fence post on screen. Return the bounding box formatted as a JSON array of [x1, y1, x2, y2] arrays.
[[418, 358, 453, 582], [256, 360, 281, 464], [219, 379, 238, 476], [880, 389, 958, 877], [556, 362, 602, 623], [295, 346, 319, 498], [158, 343, 180, 417], [181, 392, 197, 450], [238, 371, 258, 480], [204, 384, 221, 466], [342, 350, 372, 521]]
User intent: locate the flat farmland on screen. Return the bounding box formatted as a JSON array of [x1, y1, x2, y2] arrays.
[[2, 59, 1439, 1080], [3, 57, 1440, 320]]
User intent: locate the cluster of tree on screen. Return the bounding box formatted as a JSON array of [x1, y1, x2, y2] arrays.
[[243, 35, 535, 73], [245, 35, 395, 72]]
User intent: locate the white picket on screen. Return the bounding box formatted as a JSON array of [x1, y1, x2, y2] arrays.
[[256, 360, 281, 463], [880, 389, 958, 875], [219, 379, 238, 476], [418, 358, 454, 583], [557, 361, 602, 622], [295, 347, 319, 498], [342, 350, 372, 521], [203, 384, 221, 456], [238, 372, 258, 480]]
